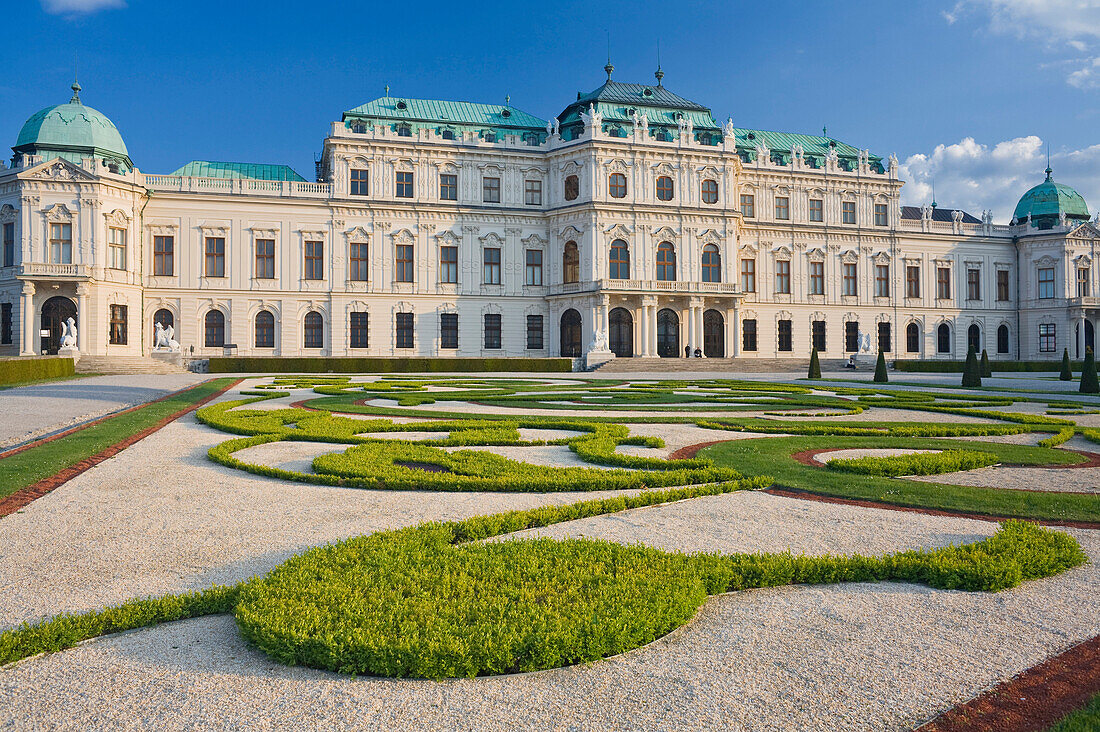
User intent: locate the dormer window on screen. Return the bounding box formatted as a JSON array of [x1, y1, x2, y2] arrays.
[[484, 132, 497, 143], [524, 133, 540, 146], [654, 128, 672, 142], [395, 100, 407, 110], [351, 122, 367, 134], [397, 124, 412, 137], [501, 109, 512, 118], [642, 88, 654, 97], [441, 129, 455, 140]]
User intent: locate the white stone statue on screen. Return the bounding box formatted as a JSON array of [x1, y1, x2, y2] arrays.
[[887, 153, 899, 173], [857, 331, 871, 353], [588, 326, 610, 353], [165, 323, 180, 351], [59, 316, 78, 350], [724, 117, 736, 139], [154, 321, 181, 352], [552, 117, 560, 136]]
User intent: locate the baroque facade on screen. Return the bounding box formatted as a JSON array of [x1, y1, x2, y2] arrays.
[[2, 71, 1099, 364]]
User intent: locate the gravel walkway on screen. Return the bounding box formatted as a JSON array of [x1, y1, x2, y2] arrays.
[[811, 448, 940, 465], [909, 466, 1100, 493]]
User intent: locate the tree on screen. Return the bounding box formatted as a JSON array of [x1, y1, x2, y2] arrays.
[[808, 347, 821, 379], [961, 346, 982, 387], [1060, 348, 1073, 381], [873, 350, 889, 383], [980, 349, 992, 378], [1081, 348, 1099, 394]]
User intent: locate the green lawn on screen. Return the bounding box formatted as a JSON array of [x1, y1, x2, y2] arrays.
[[0, 378, 235, 502]]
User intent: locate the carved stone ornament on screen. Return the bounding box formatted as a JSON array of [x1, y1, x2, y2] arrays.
[[435, 229, 460, 246], [104, 209, 130, 227], [479, 231, 505, 247], [390, 229, 415, 245], [44, 203, 74, 222], [31, 159, 95, 181], [0, 204, 16, 223], [343, 225, 371, 242]]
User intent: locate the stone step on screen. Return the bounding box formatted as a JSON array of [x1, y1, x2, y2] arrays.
[[593, 357, 858, 373], [74, 356, 189, 375]]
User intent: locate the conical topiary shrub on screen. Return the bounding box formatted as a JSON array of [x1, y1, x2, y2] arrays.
[[980, 350, 992, 378], [808, 347, 821, 379], [1081, 348, 1099, 394], [873, 350, 888, 383], [962, 346, 982, 387], [1060, 348, 1073, 381]]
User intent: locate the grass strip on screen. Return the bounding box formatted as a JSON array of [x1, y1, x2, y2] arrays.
[[1049, 692, 1100, 731]]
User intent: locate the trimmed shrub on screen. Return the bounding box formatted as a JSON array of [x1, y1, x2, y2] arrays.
[[1060, 349, 1073, 381], [1081, 348, 1099, 394], [961, 347, 982, 388], [825, 449, 999, 477], [980, 350, 992, 378], [808, 348, 821, 379], [1038, 428, 1075, 448], [0, 356, 75, 386], [208, 357, 572, 374], [873, 351, 888, 383]]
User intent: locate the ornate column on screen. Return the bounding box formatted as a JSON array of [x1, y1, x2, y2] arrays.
[[685, 304, 695, 355], [640, 296, 654, 356], [728, 302, 740, 359], [693, 299, 704, 355], [20, 281, 35, 355], [600, 295, 609, 341], [76, 283, 89, 353]]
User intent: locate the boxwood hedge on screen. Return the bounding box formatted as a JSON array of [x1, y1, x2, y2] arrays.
[[0, 356, 75, 386]]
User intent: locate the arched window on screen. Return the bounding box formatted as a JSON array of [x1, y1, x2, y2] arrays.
[[564, 175, 579, 201], [701, 244, 721, 282], [906, 322, 920, 353], [656, 176, 674, 201], [701, 179, 718, 204], [563, 241, 579, 284], [967, 323, 981, 354], [937, 323, 951, 354], [656, 242, 676, 281], [609, 173, 627, 199], [609, 240, 630, 279], [204, 310, 225, 348], [255, 310, 275, 348], [997, 324, 1010, 354], [304, 311, 323, 349], [560, 309, 582, 357]]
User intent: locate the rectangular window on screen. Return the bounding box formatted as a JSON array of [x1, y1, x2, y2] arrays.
[[874, 203, 888, 226], [740, 258, 756, 293], [440, 173, 457, 201], [906, 265, 921, 298], [440, 313, 458, 349], [524, 179, 542, 206], [304, 241, 324, 280], [775, 260, 790, 294], [842, 262, 858, 296], [109, 304, 127, 345], [483, 176, 500, 203], [204, 237, 225, 277], [809, 261, 824, 295], [3, 222, 15, 267], [255, 239, 275, 279], [1038, 267, 1055, 299], [811, 320, 826, 352], [967, 267, 981, 300], [878, 321, 891, 352], [1078, 267, 1091, 297], [396, 171, 413, 198], [875, 264, 889, 297], [740, 194, 755, 218], [440, 246, 458, 284], [525, 249, 543, 286], [350, 168, 369, 196], [396, 312, 414, 348], [396, 244, 414, 283], [483, 247, 501, 285], [777, 319, 792, 352], [845, 321, 859, 352], [775, 196, 789, 220], [0, 302, 10, 344], [347, 242, 368, 281], [742, 319, 757, 351], [809, 198, 823, 222], [937, 267, 951, 299], [153, 235, 174, 276], [108, 228, 127, 269], [526, 315, 544, 350], [842, 201, 856, 224], [50, 223, 72, 264], [350, 311, 369, 348], [484, 313, 502, 349], [997, 270, 1010, 301], [1039, 323, 1056, 353]]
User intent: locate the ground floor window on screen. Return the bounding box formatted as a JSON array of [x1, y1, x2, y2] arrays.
[[906, 323, 920, 353], [997, 324, 1009, 354], [255, 310, 275, 348], [396, 312, 414, 349], [845, 321, 859, 353], [1, 303, 11, 344], [109, 304, 128, 345], [484, 313, 502, 349], [937, 323, 951, 353], [777, 319, 792, 352], [304, 312, 323, 349], [350, 312, 369, 348], [441, 313, 458, 349], [811, 320, 825, 352], [878, 322, 891, 352], [742, 319, 757, 352], [1039, 323, 1056, 353], [205, 310, 225, 347], [526, 315, 544, 350]]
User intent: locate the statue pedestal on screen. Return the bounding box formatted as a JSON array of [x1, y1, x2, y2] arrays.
[[58, 347, 79, 364], [585, 349, 615, 370], [151, 350, 183, 367]]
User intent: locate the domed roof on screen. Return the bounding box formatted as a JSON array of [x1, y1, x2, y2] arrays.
[[1013, 167, 1090, 225], [13, 82, 130, 167]]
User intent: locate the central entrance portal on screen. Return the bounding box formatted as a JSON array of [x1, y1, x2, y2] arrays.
[[40, 296, 77, 355], [657, 308, 679, 357]]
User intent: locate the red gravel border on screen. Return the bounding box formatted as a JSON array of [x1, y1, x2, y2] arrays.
[[0, 378, 242, 518], [916, 634, 1100, 732]]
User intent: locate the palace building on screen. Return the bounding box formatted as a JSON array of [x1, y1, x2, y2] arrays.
[[1, 68, 1098, 366]]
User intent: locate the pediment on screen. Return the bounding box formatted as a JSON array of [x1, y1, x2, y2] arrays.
[[26, 158, 97, 182], [603, 223, 633, 240], [343, 225, 371, 241], [435, 229, 460, 245], [1068, 222, 1100, 240], [479, 231, 505, 246], [772, 244, 792, 259], [651, 225, 678, 241], [521, 232, 547, 247]]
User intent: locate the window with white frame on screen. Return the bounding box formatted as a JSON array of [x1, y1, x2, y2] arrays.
[[1038, 267, 1055, 299], [525, 179, 542, 206], [875, 264, 889, 297], [440, 245, 458, 284], [350, 168, 369, 196], [525, 249, 543, 286], [108, 227, 126, 270], [842, 201, 856, 224], [842, 262, 858, 296], [50, 223, 72, 264], [1039, 323, 1056, 352], [775, 260, 790, 294]]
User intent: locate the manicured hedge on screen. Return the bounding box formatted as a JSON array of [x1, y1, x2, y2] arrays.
[[825, 449, 999, 476], [208, 357, 572, 374], [0, 356, 75, 386], [893, 359, 1082, 373]]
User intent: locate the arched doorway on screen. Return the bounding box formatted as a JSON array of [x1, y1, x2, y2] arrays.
[[609, 307, 633, 357], [560, 309, 581, 357], [1078, 321, 1095, 358], [967, 323, 981, 353], [41, 296, 76, 355], [153, 308, 173, 347], [703, 309, 724, 357], [657, 308, 679, 358]]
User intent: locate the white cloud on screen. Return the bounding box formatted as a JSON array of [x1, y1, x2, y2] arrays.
[[898, 136, 1100, 223], [1068, 57, 1100, 89], [41, 0, 125, 14]]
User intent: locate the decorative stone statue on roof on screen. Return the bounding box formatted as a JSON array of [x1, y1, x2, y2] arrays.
[[755, 142, 769, 164], [921, 203, 933, 221], [684, 117, 694, 137], [791, 143, 804, 166], [723, 117, 735, 138], [826, 145, 839, 165], [952, 209, 964, 224], [887, 153, 899, 174], [982, 210, 994, 227], [59, 317, 77, 350], [546, 119, 553, 137], [552, 117, 560, 136]]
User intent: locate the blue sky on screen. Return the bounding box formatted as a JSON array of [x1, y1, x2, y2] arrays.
[[4, 0, 1099, 222]]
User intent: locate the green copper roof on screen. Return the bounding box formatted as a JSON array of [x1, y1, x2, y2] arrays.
[[344, 97, 547, 133], [731, 127, 882, 170], [14, 83, 131, 170], [169, 160, 306, 181], [1013, 168, 1090, 225], [556, 80, 720, 141]]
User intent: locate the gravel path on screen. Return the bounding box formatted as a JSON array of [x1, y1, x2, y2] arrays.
[[909, 465, 1100, 493], [812, 448, 940, 465], [0, 373, 205, 449]]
